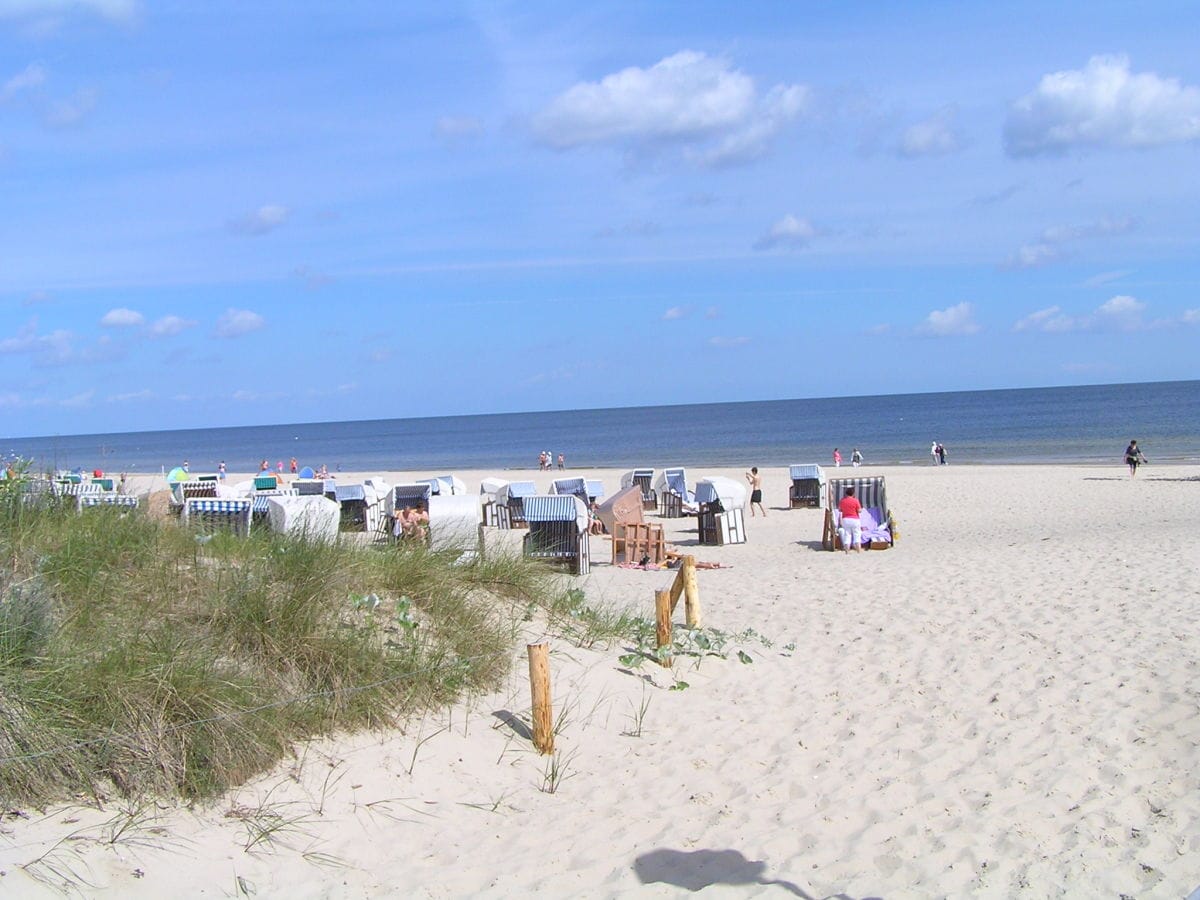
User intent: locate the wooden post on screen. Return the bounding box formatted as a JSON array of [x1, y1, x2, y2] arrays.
[[668, 566, 686, 614], [654, 589, 673, 667], [527, 642, 554, 755], [682, 555, 702, 628]]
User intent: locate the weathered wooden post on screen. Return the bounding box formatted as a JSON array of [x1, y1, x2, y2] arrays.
[[682, 555, 702, 628], [654, 589, 673, 667], [527, 642, 554, 754]]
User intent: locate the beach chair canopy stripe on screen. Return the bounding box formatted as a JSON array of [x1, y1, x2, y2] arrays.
[[653, 467, 690, 500], [828, 477, 887, 512], [78, 494, 138, 509], [789, 464, 825, 481], [522, 494, 588, 530], [497, 481, 536, 503], [391, 483, 433, 504], [620, 469, 654, 489]]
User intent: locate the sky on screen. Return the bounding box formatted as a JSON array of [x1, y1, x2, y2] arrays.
[[1, 1, 1198, 438]]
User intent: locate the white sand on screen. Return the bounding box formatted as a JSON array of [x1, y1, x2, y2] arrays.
[[4, 464, 1199, 897]]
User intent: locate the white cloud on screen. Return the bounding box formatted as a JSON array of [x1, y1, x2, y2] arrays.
[[434, 116, 484, 142], [532, 51, 808, 166], [106, 389, 153, 402], [148, 315, 196, 337], [227, 204, 290, 235], [662, 306, 687, 321], [1004, 55, 1200, 157], [1014, 306, 1080, 333], [1004, 216, 1134, 269], [917, 302, 980, 337], [232, 389, 285, 402], [43, 87, 98, 127], [214, 308, 265, 338], [1183, 309, 1200, 325], [708, 335, 750, 347], [754, 214, 817, 251], [1083, 269, 1132, 287], [0, 318, 74, 362], [897, 106, 963, 158], [1, 63, 45, 101], [100, 307, 144, 327]]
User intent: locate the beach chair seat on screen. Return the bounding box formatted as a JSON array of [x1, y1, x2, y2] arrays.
[[621, 469, 658, 511], [522, 495, 590, 574], [184, 498, 252, 537]]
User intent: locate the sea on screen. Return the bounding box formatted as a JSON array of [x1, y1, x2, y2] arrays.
[[4, 380, 1198, 476]]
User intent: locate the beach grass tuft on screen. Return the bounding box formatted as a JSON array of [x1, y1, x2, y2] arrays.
[[0, 489, 565, 806]]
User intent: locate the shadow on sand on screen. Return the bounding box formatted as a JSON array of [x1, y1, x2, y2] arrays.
[[633, 848, 873, 898]]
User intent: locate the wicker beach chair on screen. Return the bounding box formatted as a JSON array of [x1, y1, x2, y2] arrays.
[[821, 476, 894, 551], [788, 464, 826, 509], [77, 494, 139, 514], [184, 498, 252, 537], [550, 477, 589, 504], [654, 467, 690, 518], [521, 495, 590, 575], [620, 469, 658, 511], [694, 476, 747, 545], [496, 481, 536, 529]]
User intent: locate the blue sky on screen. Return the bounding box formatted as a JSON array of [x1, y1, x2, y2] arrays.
[[1, 1, 1198, 438]]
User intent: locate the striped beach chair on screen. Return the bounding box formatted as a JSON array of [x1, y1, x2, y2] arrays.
[[822, 476, 893, 551], [378, 483, 434, 542], [521, 495, 590, 575], [550, 477, 589, 504], [789, 464, 826, 509], [184, 498, 252, 537], [496, 481, 536, 529], [251, 489, 298, 524], [654, 467, 690, 518], [620, 469, 657, 511], [78, 494, 139, 513]]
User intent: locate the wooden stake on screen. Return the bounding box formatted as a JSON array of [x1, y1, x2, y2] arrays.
[[668, 566, 686, 614], [654, 589, 673, 667], [682, 555, 702, 628], [527, 642, 554, 755]]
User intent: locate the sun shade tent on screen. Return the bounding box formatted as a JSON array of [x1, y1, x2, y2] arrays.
[[496, 480, 536, 528], [822, 476, 894, 550], [620, 468, 658, 510], [654, 467, 692, 517], [521, 495, 591, 574], [550, 477, 589, 503], [694, 476, 748, 545], [789, 464, 826, 509]]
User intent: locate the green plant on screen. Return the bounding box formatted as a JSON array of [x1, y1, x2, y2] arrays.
[[539, 749, 577, 794]]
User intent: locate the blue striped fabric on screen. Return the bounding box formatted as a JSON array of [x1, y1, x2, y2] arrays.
[[335, 484, 367, 503], [828, 477, 887, 512], [789, 464, 824, 480], [188, 499, 252, 514], [392, 483, 432, 503], [79, 494, 138, 509], [522, 495, 582, 523], [551, 477, 588, 500], [251, 490, 298, 513], [60, 482, 103, 496], [693, 481, 720, 506], [506, 481, 536, 497]]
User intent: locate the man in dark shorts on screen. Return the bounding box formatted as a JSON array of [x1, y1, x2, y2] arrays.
[[745, 466, 766, 517]]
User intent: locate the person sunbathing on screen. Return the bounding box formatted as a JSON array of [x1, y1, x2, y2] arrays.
[[393, 502, 430, 542]]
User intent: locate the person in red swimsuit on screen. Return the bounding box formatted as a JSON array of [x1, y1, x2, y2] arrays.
[[837, 486, 863, 553]]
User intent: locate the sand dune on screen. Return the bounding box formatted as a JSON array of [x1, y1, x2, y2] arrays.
[[4, 463, 1199, 897]]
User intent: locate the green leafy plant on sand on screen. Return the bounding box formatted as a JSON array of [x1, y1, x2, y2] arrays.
[[619, 623, 773, 673], [0, 501, 563, 807]]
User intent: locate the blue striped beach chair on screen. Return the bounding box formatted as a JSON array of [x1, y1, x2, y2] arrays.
[[620, 469, 657, 511], [550, 477, 589, 504], [78, 494, 139, 513], [185, 498, 252, 537], [789, 464, 826, 509], [521, 495, 590, 575], [822, 476, 893, 551], [654, 467, 690, 518], [496, 481, 536, 529], [251, 489, 298, 525], [379, 483, 434, 542]]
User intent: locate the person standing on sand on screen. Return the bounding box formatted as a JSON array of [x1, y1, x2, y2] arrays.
[[833, 448, 842, 468], [837, 486, 863, 553], [745, 467, 766, 517], [851, 448, 863, 468], [937, 443, 948, 465], [1124, 439, 1146, 478], [218, 461, 226, 481], [557, 453, 565, 470], [290, 457, 298, 474], [931, 441, 938, 465]]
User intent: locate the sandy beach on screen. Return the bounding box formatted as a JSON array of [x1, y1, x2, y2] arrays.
[[3, 462, 1199, 897]]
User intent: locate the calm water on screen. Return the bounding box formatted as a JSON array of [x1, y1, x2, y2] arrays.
[[5, 380, 1198, 475]]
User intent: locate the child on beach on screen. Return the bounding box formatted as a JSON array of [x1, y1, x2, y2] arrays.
[[833, 448, 842, 468]]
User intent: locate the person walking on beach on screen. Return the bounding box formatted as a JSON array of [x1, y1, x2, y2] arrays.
[[931, 441, 938, 465], [837, 486, 863, 554], [218, 461, 226, 481], [851, 448, 863, 468], [1124, 439, 1147, 478], [745, 466, 766, 517], [936, 443, 947, 465], [557, 453, 565, 470], [290, 457, 298, 474], [833, 448, 842, 468]]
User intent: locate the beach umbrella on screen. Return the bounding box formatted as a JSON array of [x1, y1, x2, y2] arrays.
[[167, 467, 188, 482]]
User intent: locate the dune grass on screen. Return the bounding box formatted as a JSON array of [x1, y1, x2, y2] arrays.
[[0, 482, 571, 806]]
